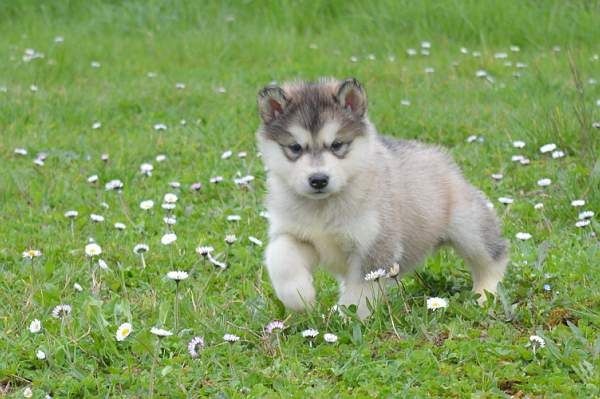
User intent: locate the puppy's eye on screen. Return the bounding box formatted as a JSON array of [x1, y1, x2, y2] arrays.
[[288, 143, 302, 154], [331, 140, 344, 151]]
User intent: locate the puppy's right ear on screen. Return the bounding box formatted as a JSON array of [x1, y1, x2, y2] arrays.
[[257, 86, 289, 124]]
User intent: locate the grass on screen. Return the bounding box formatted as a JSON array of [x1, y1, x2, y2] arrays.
[[1, 0, 599, 397]]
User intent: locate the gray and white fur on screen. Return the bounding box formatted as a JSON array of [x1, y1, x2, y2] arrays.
[[256, 77, 508, 319]]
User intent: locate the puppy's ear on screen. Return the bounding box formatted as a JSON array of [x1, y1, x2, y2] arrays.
[[336, 78, 367, 117], [257, 86, 289, 123]]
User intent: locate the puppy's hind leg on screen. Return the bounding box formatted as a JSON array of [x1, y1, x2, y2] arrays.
[[448, 190, 509, 303], [265, 234, 318, 312]]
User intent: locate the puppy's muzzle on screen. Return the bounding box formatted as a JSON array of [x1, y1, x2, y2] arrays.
[[308, 173, 329, 190]]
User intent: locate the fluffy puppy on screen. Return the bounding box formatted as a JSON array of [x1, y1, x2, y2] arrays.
[[256, 77, 508, 318]]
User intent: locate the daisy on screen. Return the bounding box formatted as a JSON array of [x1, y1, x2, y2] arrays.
[[223, 333, 240, 342], [224, 234, 237, 245], [163, 193, 178, 203], [571, 199, 585, 207], [552, 150, 565, 159], [85, 243, 102, 257], [534, 203, 544, 210], [101, 153, 109, 162], [161, 233, 177, 245], [188, 336, 205, 358], [498, 197, 514, 204], [98, 259, 109, 270], [237, 151, 247, 158], [90, 214, 104, 222], [91, 61, 101, 68], [510, 45, 520, 52], [51, 304, 72, 319], [491, 173, 503, 181], [221, 150, 233, 159], [87, 174, 99, 184], [406, 48, 417, 56], [207, 254, 227, 269], [22, 249, 42, 259], [161, 202, 176, 210], [114, 222, 126, 230], [387, 262, 400, 278], [156, 154, 167, 162], [100, 202, 109, 209], [364, 268, 386, 281], [104, 179, 123, 191], [73, 283, 83, 292], [166, 271, 189, 281], [151, 327, 173, 337], [23, 387, 33, 398], [265, 320, 285, 334], [169, 181, 181, 189], [578, 211, 594, 220], [209, 176, 223, 184], [515, 232, 532, 240], [133, 244, 149, 256], [190, 182, 203, 191], [227, 215, 241, 222], [14, 148, 28, 156], [33, 158, 44, 166], [153, 123, 167, 131], [400, 99, 411, 106], [175, 82, 186, 89], [64, 210, 78, 218], [323, 333, 338, 343], [512, 140, 526, 148], [540, 143, 557, 153], [301, 329, 319, 338], [140, 163, 154, 176], [116, 322, 133, 341], [92, 121, 101, 129], [140, 200, 154, 210], [511, 155, 524, 162], [575, 220, 590, 228], [163, 216, 177, 225], [426, 297, 448, 310], [537, 178, 552, 187], [248, 236, 263, 246], [29, 319, 42, 333], [529, 335, 545, 348], [259, 211, 270, 219], [196, 246, 214, 257], [36, 349, 46, 360]]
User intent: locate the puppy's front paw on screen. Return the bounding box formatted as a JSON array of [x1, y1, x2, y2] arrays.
[[274, 278, 316, 312]]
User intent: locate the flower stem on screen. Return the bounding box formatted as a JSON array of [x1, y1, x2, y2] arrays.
[[149, 339, 159, 398], [174, 282, 180, 331], [377, 279, 402, 340]]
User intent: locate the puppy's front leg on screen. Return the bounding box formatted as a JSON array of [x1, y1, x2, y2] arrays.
[[265, 234, 318, 312]]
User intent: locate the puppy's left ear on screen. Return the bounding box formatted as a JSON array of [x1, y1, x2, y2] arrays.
[[336, 78, 367, 117], [257, 85, 290, 124]]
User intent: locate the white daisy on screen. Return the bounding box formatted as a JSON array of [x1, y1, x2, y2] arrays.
[[51, 304, 72, 319], [116, 322, 133, 341], [90, 61, 101, 68], [575, 220, 590, 228], [259, 211, 270, 219], [98, 259, 109, 270], [498, 197, 514, 204], [511, 155, 525, 162], [64, 210, 78, 218], [169, 181, 181, 189], [105, 179, 123, 191], [133, 244, 149, 254], [14, 148, 28, 156], [114, 222, 126, 230], [510, 45, 520, 52], [406, 48, 417, 56], [540, 143, 557, 153], [512, 140, 526, 148], [140, 163, 154, 176], [85, 243, 102, 257], [265, 320, 285, 334], [227, 215, 241, 222], [36, 349, 46, 360], [551, 150, 565, 159], [29, 319, 42, 333], [100, 202, 109, 209], [101, 153, 109, 162], [301, 329, 319, 338], [87, 174, 99, 183], [175, 82, 186, 89], [529, 335, 545, 348], [190, 182, 203, 191], [221, 150, 233, 159], [400, 99, 411, 106], [223, 333, 240, 342], [73, 283, 83, 292], [92, 121, 101, 129], [163, 216, 177, 225], [578, 211, 594, 220], [534, 203, 544, 210], [161, 233, 177, 245], [161, 203, 176, 210], [515, 232, 532, 240], [224, 234, 237, 245], [210, 176, 223, 184], [387, 262, 401, 278], [571, 199, 585, 207], [364, 268, 387, 281], [537, 178, 552, 187], [163, 193, 178, 203], [188, 336, 205, 358], [140, 200, 154, 210], [166, 271, 189, 281], [23, 387, 33, 398], [207, 253, 227, 269], [156, 154, 167, 162], [323, 333, 338, 343], [150, 327, 172, 337], [426, 297, 448, 310], [237, 151, 247, 158], [195, 246, 214, 257], [22, 249, 42, 259], [248, 236, 263, 246], [153, 123, 167, 131]]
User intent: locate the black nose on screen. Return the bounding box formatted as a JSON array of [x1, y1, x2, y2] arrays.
[[308, 173, 329, 189]]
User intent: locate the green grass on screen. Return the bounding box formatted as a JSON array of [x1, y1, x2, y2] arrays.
[[1, 0, 599, 397]]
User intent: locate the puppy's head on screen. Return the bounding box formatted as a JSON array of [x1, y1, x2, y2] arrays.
[[257, 78, 373, 200]]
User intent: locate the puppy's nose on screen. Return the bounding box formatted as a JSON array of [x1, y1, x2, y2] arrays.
[[308, 173, 329, 189]]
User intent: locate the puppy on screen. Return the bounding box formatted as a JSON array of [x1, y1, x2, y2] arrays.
[[256, 78, 508, 319]]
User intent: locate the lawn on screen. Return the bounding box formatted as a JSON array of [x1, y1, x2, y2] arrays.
[[1, 0, 599, 397]]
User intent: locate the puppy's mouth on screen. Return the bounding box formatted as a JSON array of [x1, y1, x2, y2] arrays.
[[304, 190, 332, 199]]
